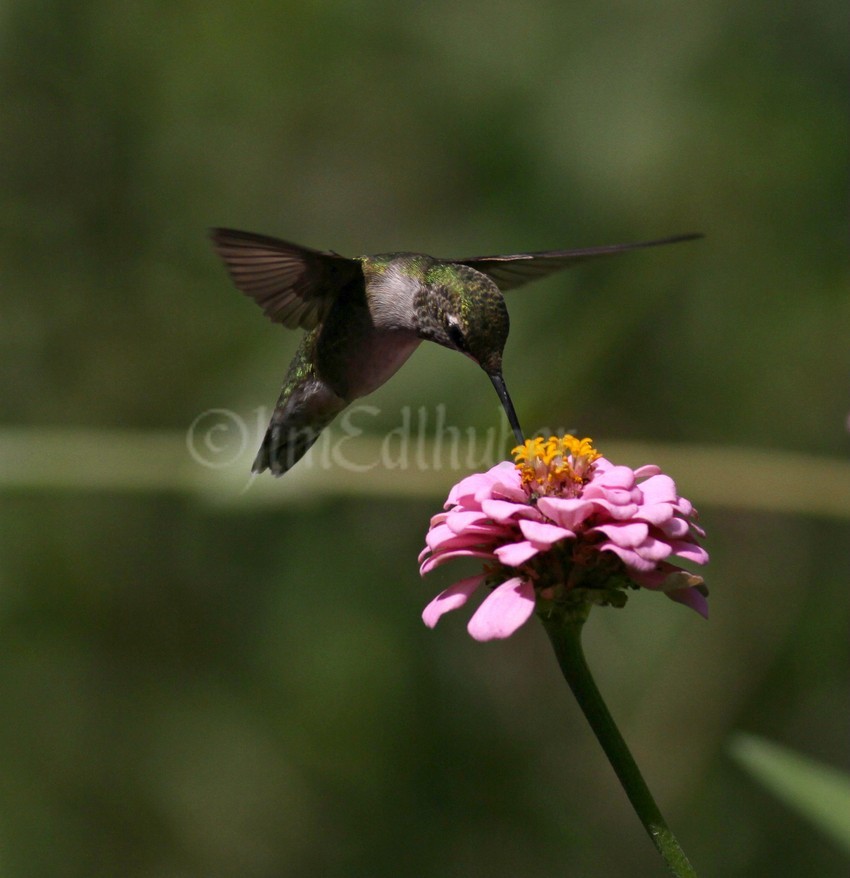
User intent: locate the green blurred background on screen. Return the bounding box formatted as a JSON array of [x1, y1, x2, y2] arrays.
[[1, 2, 847, 876]]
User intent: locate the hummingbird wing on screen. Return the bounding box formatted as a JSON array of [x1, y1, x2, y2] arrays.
[[209, 228, 363, 330], [452, 233, 702, 292]]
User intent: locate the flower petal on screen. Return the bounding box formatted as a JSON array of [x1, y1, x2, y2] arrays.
[[473, 462, 522, 504], [467, 577, 536, 641], [591, 521, 649, 548], [536, 496, 596, 530], [583, 484, 637, 506], [426, 532, 496, 556], [494, 540, 540, 566], [633, 464, 661, 478], [480, 497, 541, 524], [599, 543, 656, 572], [420, 549, 494, 575], [634, 502, 675, 526], [587, 499, 640, 520], [638, 474, 678, 504], [422, 575, 486, 628], [445, 509, 492, 533], [591, 464, 636, 490], [673, 497, 694, 517], [488, 476, 528, 504], [446, 463, 512, 507], [629, 563, 693, 590], [632, 535, 674, 562], [518, 518, 574, 547], [665, 585, 710, 619], [668, 540, 710, 565], [425, 520, 498, 552], [658, 517, 690, 539]]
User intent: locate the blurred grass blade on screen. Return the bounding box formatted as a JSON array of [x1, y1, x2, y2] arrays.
[[729, 733, 850, 855], [1, 427, 850, 518]]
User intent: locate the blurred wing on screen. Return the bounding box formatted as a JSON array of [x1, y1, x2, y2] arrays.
[[209, 228, 363, 329], [453, 233, 703, 292]]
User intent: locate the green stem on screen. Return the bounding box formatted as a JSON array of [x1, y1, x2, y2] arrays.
[[539, 607, 698, 878]]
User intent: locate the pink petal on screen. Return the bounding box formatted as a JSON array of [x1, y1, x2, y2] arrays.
[[467, 577, 536, 641], [425, 522, 461, 548], [633, 535, 674, 562], [426, 521, 495, 551], [629, 562, 686, 589], [634, 464, 661, 478], [427, 533, 496, 556], [658, 517, 690, 539], [665, 586, 709, 618], [634, 502, 675, 526], [494, 540, 540, 566], [420, 549, 494, 575], [446, 465, 509, 507], [445, 510, 491, 533], [591, 521, 649, 548], [488, 475, 528, 503], [536, 496, 596, 530], [599, 543, 656, 572], [673, 497, 694, 517], [422, 575, 486, 628], [638, 474, 678, 504], [480, 497, 540, 523], [628, 566, 709, 620], [518, 518, 574, 547], [582, 484, 637, 505], [586, 498, 640, 521], [591, 465, 636, 490], [473, 462, 522, 504], [668, 540, 710, 565]]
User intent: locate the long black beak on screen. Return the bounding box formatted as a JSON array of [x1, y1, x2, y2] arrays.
[[489, 372, 525, 447]]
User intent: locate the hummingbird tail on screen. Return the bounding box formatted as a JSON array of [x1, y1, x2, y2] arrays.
[[252, 422, 323, 477], [253, 378, 347, 476]]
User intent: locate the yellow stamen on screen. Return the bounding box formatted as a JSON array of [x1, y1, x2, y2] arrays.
[[511, 434, 601, 497]]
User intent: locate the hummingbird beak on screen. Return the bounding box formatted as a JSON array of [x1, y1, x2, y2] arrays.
[[488, 372, 525, 447]]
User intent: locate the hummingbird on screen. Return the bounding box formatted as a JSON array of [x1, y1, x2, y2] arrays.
[[210, 228, 700, 476]]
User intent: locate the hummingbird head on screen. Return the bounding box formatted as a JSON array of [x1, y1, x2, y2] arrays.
[[416, 264, 525, 445]]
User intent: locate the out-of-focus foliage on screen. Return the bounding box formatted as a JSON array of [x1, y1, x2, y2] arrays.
[[729, 733, 850, 855], [0, 2, 847, 876]]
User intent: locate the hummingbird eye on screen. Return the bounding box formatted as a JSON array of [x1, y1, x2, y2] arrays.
[[446, 319, 467, 351]]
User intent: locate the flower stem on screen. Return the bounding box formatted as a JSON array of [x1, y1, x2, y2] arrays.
[[539, 609, 698, 877]]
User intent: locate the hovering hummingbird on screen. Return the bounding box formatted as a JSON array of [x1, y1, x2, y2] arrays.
[[210, 228, 700, 476]]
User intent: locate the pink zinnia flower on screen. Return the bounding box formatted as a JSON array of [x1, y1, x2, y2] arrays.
[[420, 436, 709, 641]]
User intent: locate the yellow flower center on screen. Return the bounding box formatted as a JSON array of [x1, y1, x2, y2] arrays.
[[512, 435, 601, 497]]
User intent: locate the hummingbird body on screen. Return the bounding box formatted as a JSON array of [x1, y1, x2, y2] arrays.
[[256, 281, 423, 473], [210, 228, 700, 476]]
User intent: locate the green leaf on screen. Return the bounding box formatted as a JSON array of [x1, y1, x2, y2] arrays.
[[729, 733, 850, 856]]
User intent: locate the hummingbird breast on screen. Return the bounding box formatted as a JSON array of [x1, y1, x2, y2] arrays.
[[315, 257, 426, 401], [346, 329, 421, 398], [319, 325, 421, 400], [315, 284, 422, 400]]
